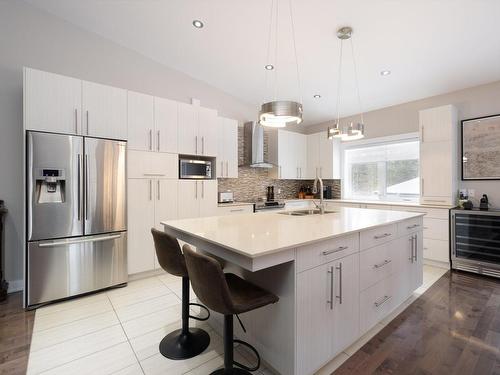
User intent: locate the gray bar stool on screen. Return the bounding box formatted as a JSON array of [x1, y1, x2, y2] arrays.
[[183, 244, 279, 375], [151, 229, 211, 360]]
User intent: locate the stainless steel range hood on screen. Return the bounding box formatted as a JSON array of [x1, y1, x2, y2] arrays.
[[243, 122, 274, 168]]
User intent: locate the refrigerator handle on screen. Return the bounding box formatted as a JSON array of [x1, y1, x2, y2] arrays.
[[85, 154, 89, 220], [77, 154, 81, 221], [38, 234, 122, 247]]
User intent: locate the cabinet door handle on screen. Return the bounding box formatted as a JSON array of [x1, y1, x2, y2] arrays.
[[74, 108, 78, 133], [195, 136, 198, 154], [374, 295, 392, 308], [157, 130, 160, 151], [202, 136, 205, 155], [421, 178, 424, 196], [374, 233, 392, 239], [327, 266, 334, 310], [409, 235, 414, 262], [149, 179, 152, 201], [220, 161, 223, 177], [373, 259, 392, 269], [230, 208, 244, 212], [149, 129, 153, 151], [336, 262, 343, 305], [421, 125, 424, 142], [201, 181, 204, 199], [86, 110, 89, 135], [195, 181, 198, 199], [157, 180, 160, 200], [413, 234, 418, 262], [322, 246, 348, 255]]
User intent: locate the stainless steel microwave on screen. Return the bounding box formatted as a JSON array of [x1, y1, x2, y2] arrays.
[[179, 158, 213, 179]]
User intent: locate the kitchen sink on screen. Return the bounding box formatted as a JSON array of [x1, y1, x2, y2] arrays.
[[278, 209, 337, 216]]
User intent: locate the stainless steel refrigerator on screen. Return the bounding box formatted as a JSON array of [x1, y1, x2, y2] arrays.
[[26, 131, 127, 308]]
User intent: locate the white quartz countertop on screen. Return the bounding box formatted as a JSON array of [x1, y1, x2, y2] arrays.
[[162, 207, 424, 259]]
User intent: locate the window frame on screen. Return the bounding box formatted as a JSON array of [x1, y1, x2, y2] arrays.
[[340, 132, 420, 202]]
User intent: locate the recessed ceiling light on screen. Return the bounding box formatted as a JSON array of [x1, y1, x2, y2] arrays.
[[192, 20, 204, 28], [313, 94, 321, 99], [265, 64, 274, 70], [380, 70, 391, 76]]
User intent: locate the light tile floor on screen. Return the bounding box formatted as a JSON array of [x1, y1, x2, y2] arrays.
[[27, 265, 448, 375]]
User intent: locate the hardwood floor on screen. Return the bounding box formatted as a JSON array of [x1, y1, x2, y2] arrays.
[[335, 271, 500, 375], [0, 293, 35, 375]]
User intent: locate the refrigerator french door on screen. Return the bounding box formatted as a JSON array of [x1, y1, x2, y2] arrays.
[[26, 131, 127, 307]]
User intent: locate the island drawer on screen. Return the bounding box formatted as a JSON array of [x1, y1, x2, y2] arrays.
[[398, 217, 423, 237], [217, 205, 254, 216], [296, 234, 359, 273], [360, 223, 398, 250], [360, 241, 397, 291], [360, 274, 397, 334]]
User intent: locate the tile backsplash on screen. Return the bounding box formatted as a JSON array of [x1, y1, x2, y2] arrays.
[[217, 126, 341, 202]]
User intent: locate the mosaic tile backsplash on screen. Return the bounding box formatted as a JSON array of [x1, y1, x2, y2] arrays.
[[217, 126, 341, 202]]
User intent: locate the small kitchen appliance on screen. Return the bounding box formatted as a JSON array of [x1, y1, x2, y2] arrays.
[[218, 191, 234, 203]]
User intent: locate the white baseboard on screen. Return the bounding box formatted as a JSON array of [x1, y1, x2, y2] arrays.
[[423, 259, 450, 270], [7, 279, 24, 293]]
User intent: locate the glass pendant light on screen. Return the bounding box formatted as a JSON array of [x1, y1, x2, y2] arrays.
[[327, 26, 365, 141], [259, 0, 303, 128]]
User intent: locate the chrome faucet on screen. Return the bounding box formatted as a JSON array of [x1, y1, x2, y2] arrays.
[[313, 176, 325, 214]]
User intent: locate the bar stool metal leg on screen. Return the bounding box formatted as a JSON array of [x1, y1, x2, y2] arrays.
[[159, 277, 210, 360], [211, 315, 252, 375]]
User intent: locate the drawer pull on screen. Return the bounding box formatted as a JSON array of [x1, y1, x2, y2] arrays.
[[230, 209, 244, 212], [373, 259, 392, 269], [374, 233, 392, 239], [374, 295, 392, 308], [322, 246, 348, 256], [406, 224, 420, 229]]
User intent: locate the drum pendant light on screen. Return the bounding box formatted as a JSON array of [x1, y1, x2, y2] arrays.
[[259, 0, 303, 128]]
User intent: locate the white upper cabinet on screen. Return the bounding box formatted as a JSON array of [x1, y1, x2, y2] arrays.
[[82, 80, 127, 140], [217, 117, 238, 178], [306, 133, 320, 179], [269, 130, 307, 179], [24, 68, 82, 134], [419, 105, 457, 205], [127, 91, 154, 151], [306, 132, 340, 179], [128, 150, 177, 179], [178, 103, 218, 156], [154, 97, 178, 153], [198, 107, 218, 157], [420, 104, 455, 143], [128, 92, 179, 153], [178, 103, 198, 155]]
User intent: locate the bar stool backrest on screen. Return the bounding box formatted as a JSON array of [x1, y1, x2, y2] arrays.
[[151, 228, 187, 277]]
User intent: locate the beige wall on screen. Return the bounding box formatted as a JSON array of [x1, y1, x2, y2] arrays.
[[0, 1, 257, 289], [306, 81, 500, 207]]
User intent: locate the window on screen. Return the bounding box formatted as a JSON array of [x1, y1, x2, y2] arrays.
[[343, 137, 420, 202]]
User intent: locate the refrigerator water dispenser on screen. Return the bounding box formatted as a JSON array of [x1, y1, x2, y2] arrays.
[[36, 168, 66, 203]]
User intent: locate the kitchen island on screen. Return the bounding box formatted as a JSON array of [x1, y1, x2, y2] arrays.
[[162, 207, 424, 375]]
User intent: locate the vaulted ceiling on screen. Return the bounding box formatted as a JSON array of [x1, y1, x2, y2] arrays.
[[25, 0, 500, 125]]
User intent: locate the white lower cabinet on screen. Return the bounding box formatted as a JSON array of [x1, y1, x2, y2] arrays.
[[177, 180, 217, 219], [296, 252, 359, 375], [127, 179, 178, 274]]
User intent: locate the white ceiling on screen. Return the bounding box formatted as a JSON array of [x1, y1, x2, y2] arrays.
[[25, 0, 500, 126]]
